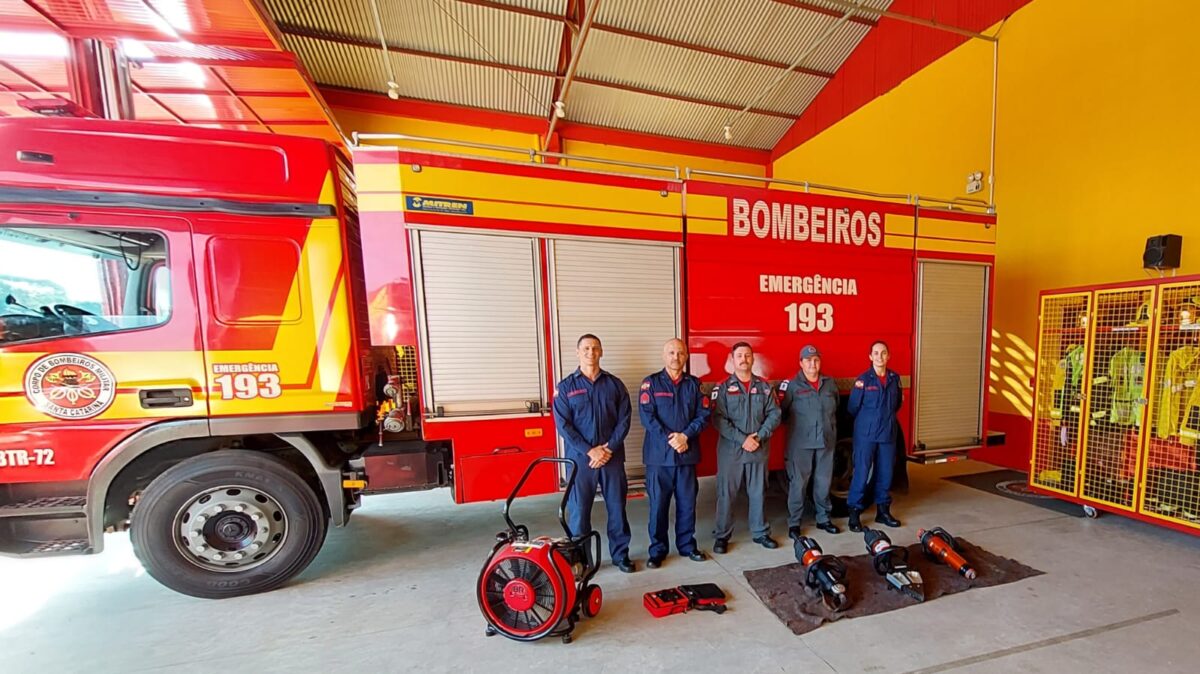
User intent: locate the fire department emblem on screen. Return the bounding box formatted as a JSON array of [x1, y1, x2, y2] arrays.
[[24, 353, 117, 420]]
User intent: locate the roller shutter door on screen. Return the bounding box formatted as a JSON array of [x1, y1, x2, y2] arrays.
[[551, 240, 680, 479], [915, 261, 990, 450], [414, 230, 544, 416]]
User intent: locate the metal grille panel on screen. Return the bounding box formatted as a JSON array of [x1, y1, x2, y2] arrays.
[[915, 262, 988, 451], [551, 240, 679, 480], [416, 231, 544, 415], [1139, 281, 1200, 527], [1030, 293, 1091, 495], [1078, 287, 1154, 510]]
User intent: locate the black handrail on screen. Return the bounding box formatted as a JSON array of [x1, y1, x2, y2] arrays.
[[503, 456, 578, 539]]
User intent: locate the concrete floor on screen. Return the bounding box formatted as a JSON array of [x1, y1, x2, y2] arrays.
[[2, 460, 1199, 674]]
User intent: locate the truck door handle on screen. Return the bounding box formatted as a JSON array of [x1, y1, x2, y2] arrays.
[[139, 388, 194, 409]]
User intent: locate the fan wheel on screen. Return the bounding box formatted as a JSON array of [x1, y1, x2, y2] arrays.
[[480, 556, 566, 640], [582, 584, 602, 618]]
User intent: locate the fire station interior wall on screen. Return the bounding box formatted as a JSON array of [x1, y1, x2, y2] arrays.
[[769, 0, 1200, 470], [558, 140, 766, 185], [332, 108, 541, 160], [328, 107, 767, 181]]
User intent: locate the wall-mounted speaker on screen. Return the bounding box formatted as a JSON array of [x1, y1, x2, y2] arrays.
[[1144, 234, 1183, 270]]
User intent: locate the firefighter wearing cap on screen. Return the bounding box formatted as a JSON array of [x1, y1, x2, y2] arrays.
[[846, 340, 903, 531], [552, 333, 636, 574], [712, 341, 782, 553], [779, 345, 840, 540], [638, 338, 711, 568]]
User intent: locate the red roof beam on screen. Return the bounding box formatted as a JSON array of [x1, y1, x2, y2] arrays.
[[320, 86, 772, 166]]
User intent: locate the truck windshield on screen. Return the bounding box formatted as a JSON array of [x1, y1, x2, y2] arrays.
[[0, 227, 170, 345]]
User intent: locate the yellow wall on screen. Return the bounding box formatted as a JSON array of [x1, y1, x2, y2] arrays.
[[771, 36, 994, 201], [772, 0, 1200, 436], [562, 139, 765, 184], [332, 107, 766, 182], [333, 108, 541, 160]]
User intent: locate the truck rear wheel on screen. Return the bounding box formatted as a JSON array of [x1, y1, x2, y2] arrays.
[[130, 450, 328, 599]]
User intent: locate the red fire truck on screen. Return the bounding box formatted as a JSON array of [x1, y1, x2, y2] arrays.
[[0, 117, 997, 598]]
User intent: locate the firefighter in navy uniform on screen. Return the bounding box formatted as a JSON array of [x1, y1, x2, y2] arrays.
[[779, 345, 841, 540], [639, 338, 711, 568], [552, 333, 636, 573], [846, 340, 903, 531], [712, 342, 783, 553]]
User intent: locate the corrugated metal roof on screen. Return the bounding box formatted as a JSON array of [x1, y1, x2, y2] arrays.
[[593, 0, 890, 72], [577, 30, 826, 116], [267, 0, 561, 71], [265, 0, 898, 149], [569, 81, 793, 150], [283, 33, 553, 117]]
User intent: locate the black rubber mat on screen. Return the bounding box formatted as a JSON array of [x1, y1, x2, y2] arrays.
[[942, 469, 1083, 517], [745, 538, 1044, 636]]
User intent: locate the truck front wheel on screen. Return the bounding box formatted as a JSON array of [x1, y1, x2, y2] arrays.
[[130, 450, 328, 599]]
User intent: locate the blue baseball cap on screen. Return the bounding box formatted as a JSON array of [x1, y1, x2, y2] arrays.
[[800, 345, 820, 359]]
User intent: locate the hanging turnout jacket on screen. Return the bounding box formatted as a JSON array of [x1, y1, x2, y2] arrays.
[[1108, 347, 1146, 426], [1157, 346, 1200, 440]]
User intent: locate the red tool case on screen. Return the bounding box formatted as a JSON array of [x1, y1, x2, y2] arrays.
[[644, 584, 727, 617]]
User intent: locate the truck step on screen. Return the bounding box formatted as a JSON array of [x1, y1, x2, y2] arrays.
[[1, 538, 92, 557], [910, 451, 969, 465], [30, 539, 90, 555], [0, 496, 87, 518]]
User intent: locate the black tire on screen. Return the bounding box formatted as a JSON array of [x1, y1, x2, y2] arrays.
[[130, 450, 328, 599]]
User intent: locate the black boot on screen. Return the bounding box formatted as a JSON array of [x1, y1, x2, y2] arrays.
[[876, 505, 901, 528], [848, 510, 863, 532]]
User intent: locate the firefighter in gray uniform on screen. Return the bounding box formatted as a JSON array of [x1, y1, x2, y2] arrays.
[[712, 341, 783, 553], [780, 344, 841, 540]]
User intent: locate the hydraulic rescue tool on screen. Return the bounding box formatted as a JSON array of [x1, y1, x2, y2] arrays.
[[918, 527, 977, 580], [794, 537, 850, 612], [863, 528, 925, 602], [477, 458, 602, 644]]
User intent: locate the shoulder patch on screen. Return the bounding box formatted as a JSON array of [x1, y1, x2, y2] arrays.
[[640, 380, 651, 390], [640, 392, 650, 404], [854, 380, 865, 389]]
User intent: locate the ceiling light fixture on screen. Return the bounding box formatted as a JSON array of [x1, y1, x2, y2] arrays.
[[553, 101, 566, 119], [369, 0, 401, 102], [723, 125, 733, 141]]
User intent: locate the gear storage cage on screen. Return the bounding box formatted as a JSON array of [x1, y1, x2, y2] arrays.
[[1029, 274, 1200, 534]]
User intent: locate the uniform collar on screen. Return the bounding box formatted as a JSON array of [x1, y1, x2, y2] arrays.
[[862, 368, 893, 381], [574, 367, 609, 382], [661, 369, 689, 384]]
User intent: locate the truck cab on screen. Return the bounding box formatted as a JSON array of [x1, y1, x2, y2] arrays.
[[0, 117, 370, 597]]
